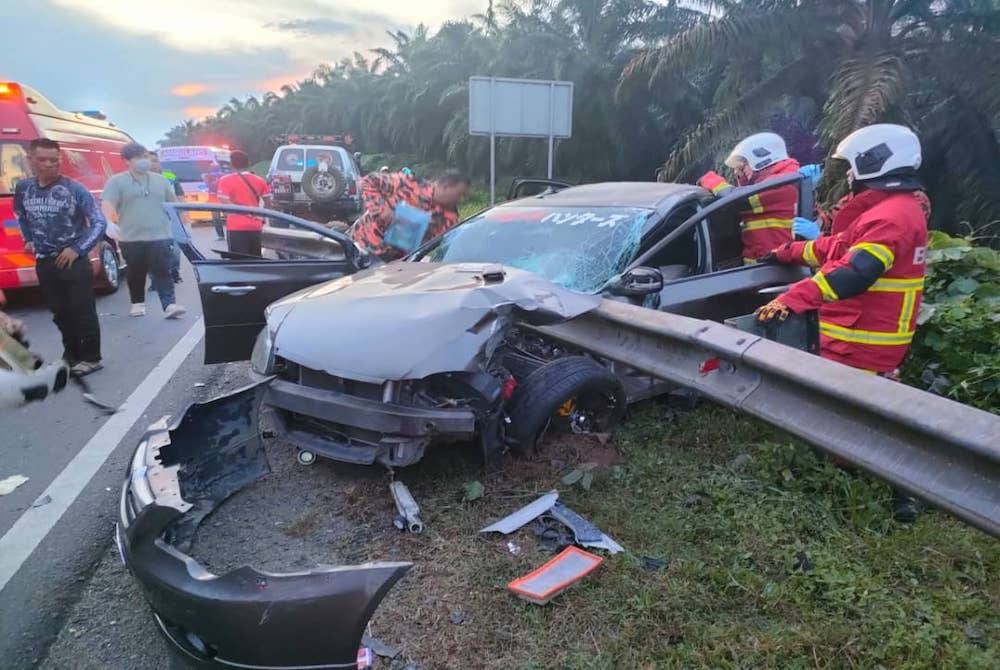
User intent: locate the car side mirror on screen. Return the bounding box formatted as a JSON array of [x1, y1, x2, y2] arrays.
[[608, 267, 664, 297]]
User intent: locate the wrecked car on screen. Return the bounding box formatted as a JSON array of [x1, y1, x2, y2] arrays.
[[117, 382, 411, 668], [166, 174, 811, 468]]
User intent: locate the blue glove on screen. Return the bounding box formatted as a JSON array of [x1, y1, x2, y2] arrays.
[[792, 217, 821, 240], [799, 164, 822, 187]]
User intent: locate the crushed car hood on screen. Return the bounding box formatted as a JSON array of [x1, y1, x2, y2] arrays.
[[267, 262, 601, 383]]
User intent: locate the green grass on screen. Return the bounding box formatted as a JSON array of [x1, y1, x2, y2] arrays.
[[354, 401, 998, 669]]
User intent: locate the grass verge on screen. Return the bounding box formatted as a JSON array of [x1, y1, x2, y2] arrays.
[[343, 401, 999, 669]]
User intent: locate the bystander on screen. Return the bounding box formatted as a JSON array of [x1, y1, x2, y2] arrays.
[[216, 150, 271, 257]]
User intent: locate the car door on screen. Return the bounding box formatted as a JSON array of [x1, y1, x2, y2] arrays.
[[630, 173, 812, 321], [165, 202, 368, 363]]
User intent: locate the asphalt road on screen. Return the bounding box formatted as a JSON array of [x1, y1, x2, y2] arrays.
[[0, 227, 228, 667]]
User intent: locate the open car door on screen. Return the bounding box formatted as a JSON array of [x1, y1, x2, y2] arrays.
[[165, 203, 369, 363]]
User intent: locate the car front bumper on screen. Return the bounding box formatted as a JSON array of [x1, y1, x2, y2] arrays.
[[265, 378, 479, 467], [118, 382, 411, 669]]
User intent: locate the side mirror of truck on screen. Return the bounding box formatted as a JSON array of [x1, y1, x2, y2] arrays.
[[607, 267, 664, 297]]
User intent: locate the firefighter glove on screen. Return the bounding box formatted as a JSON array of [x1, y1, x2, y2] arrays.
[[799, 164, 822, 187], [697, 170, 725, 190], [755, 297, 791, 324], [792, 217, 821, 240]]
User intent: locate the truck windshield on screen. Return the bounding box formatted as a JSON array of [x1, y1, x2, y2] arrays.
[[416, 205, 653, 294], [161, 160, 231, 182], [0, 142, 30, 196]]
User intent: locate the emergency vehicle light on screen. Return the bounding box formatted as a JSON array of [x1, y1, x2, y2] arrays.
[[0, 83, 20, 98]]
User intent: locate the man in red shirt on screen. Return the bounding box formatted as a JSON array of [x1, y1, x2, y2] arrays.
[[216, 150, 270, 257], [351, 169, 469, 261]]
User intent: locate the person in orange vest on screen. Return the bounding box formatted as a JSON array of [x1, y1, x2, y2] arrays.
[[756, 124, 929, 521], [698, 132, 801, 263]]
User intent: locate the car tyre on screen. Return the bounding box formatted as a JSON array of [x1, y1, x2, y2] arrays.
[[301, 166, 346, 203], [506, 356, 626, 455], [94, 241, 121, 295]]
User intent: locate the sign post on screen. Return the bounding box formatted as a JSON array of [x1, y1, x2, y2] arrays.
[[469, 76, 573, 205]]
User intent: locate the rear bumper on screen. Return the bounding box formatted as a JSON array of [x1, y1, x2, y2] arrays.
[[266, 378, 478, 467], [118, 382, 411, 669]]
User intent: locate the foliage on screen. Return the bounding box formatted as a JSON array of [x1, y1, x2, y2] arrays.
[[623, 0, 1000, 229], [159, 1, 1000, 233], [902, 231, 1000, 412]]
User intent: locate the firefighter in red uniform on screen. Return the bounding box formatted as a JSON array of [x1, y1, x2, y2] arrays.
[[698, 132, 801, 263], [756, 124, 929, 521]]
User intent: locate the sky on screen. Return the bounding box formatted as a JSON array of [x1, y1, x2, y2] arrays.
[[3, 0, 483, 146]]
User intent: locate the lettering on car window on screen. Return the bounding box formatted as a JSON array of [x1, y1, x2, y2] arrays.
[[541, 211, 633, 227]]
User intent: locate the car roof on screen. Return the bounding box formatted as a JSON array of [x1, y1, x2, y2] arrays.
[[274, 144, 350, 151], [499, 182, 711, 211]]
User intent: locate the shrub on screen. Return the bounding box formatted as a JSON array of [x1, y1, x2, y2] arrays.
[[901, 231, 1000, 413]]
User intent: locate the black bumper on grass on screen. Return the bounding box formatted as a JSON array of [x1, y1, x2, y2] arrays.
[[117, 382, 411, 669]]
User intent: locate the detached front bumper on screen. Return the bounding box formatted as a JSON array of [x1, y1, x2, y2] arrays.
[[118, 382, 411, 669], [266, 378, 478, 467]]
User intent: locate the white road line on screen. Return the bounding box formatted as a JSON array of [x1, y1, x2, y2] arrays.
[[0, 318, 204, 593]]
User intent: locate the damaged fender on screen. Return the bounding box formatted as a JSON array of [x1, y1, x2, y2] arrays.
[[117, 382, 412, 669]]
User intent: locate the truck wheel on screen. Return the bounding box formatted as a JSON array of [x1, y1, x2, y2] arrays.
[[94, 242, 121, 295], [506, 356, 626, 454], [301, 167, 346, 203]]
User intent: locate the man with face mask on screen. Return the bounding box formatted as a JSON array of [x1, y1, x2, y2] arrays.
[[698, 132, 801, 263], [101, 143, 186, 319]]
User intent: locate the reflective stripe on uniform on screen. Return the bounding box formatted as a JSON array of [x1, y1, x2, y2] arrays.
[[710, 182, 730, 195], [812, 272, 839, 301], [802, 240, 819, 267], [743, 217, 793, 231], [897, 288, 918, 334], [868, 277, 924, 291], [820, 321, 915, 346], [748, 194, 764, 214], [850, 242, 894, 270]]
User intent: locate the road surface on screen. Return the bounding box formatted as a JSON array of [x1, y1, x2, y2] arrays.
[[0, 227, 226, 667]]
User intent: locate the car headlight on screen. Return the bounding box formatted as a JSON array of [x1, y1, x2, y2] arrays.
[[250, 327, 275, 375]]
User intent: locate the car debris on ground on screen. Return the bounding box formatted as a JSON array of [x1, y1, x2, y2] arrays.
[[0, 474, 29, 495], [508, 546, 604, 605], [390, 481, 424, 533]]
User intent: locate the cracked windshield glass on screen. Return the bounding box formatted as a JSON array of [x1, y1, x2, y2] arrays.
[[418, 206, 652, 293]]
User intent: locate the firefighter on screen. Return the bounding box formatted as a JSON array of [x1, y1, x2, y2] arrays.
[[698, 132, 801, 263], [756, 124, 929, 521]]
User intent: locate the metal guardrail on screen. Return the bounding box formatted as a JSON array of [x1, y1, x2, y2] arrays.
[[534, 299, 1000, 537]]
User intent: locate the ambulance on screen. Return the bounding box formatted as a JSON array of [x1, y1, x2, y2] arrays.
[[0, 82, 133, 306], [157, 145, 232, 222]]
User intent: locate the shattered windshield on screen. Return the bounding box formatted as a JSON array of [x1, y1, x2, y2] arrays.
[[417, 206, 652, 294]]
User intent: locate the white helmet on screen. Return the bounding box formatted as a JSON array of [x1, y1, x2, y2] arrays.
[[834, 124, 921, 181], [724, 132, 789, 172]]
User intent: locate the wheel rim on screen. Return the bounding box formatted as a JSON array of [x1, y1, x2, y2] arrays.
[[537, 388, 622, 445], [311, 173, 336, 194], [102, 247, 119, 287]]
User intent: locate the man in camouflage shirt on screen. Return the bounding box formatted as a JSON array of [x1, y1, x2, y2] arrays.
[[350, 169, 469, 261]]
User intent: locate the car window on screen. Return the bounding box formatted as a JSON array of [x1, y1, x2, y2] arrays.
[[161, 160, 220, 182], [640, 205, 700, 274], [276, 148, 305, 171], [0, 142, 30, 196], [416, 205, 653, 294], [305, 149, 344, 171], [171, 205, 347, 262]]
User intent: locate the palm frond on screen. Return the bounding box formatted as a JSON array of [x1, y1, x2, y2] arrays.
[[818, 53, 908, 150], [661, 58, 815, 181]]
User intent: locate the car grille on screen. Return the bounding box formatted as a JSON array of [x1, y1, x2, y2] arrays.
[[286, 362, 386, 402]]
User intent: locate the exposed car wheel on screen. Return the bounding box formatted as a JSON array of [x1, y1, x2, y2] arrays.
[[94, 242, 121, 294], [296, 450, 317, 466], [506, 356, 626, 454], [301, 166, 346, 203]]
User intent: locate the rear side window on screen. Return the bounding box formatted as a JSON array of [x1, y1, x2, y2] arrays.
[[0, 142, 30, 196], [277, 148, 304, 170], [305, 149, 344, 170]]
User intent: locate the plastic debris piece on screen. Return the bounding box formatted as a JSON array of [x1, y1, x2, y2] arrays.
[[361, 635, 400, 659], [0, 475, 29, 496], [356, 646, 374, 669], [547, 502, 624, 554], [32, 494, 52, 508], [508, 546, 604, 605], [506, 541, 522, 555], [479, 490, 558, 534]]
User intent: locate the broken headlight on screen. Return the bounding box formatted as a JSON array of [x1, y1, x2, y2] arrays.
[[250, 327, 275, 375]]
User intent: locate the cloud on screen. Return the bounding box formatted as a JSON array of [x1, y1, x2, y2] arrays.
[[266, 18, 354, 37], [183, 106, 220, 120], [171, 83, 213, 97]]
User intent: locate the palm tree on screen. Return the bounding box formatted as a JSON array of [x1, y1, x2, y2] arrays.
[[623, 0, 1000, 224]]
